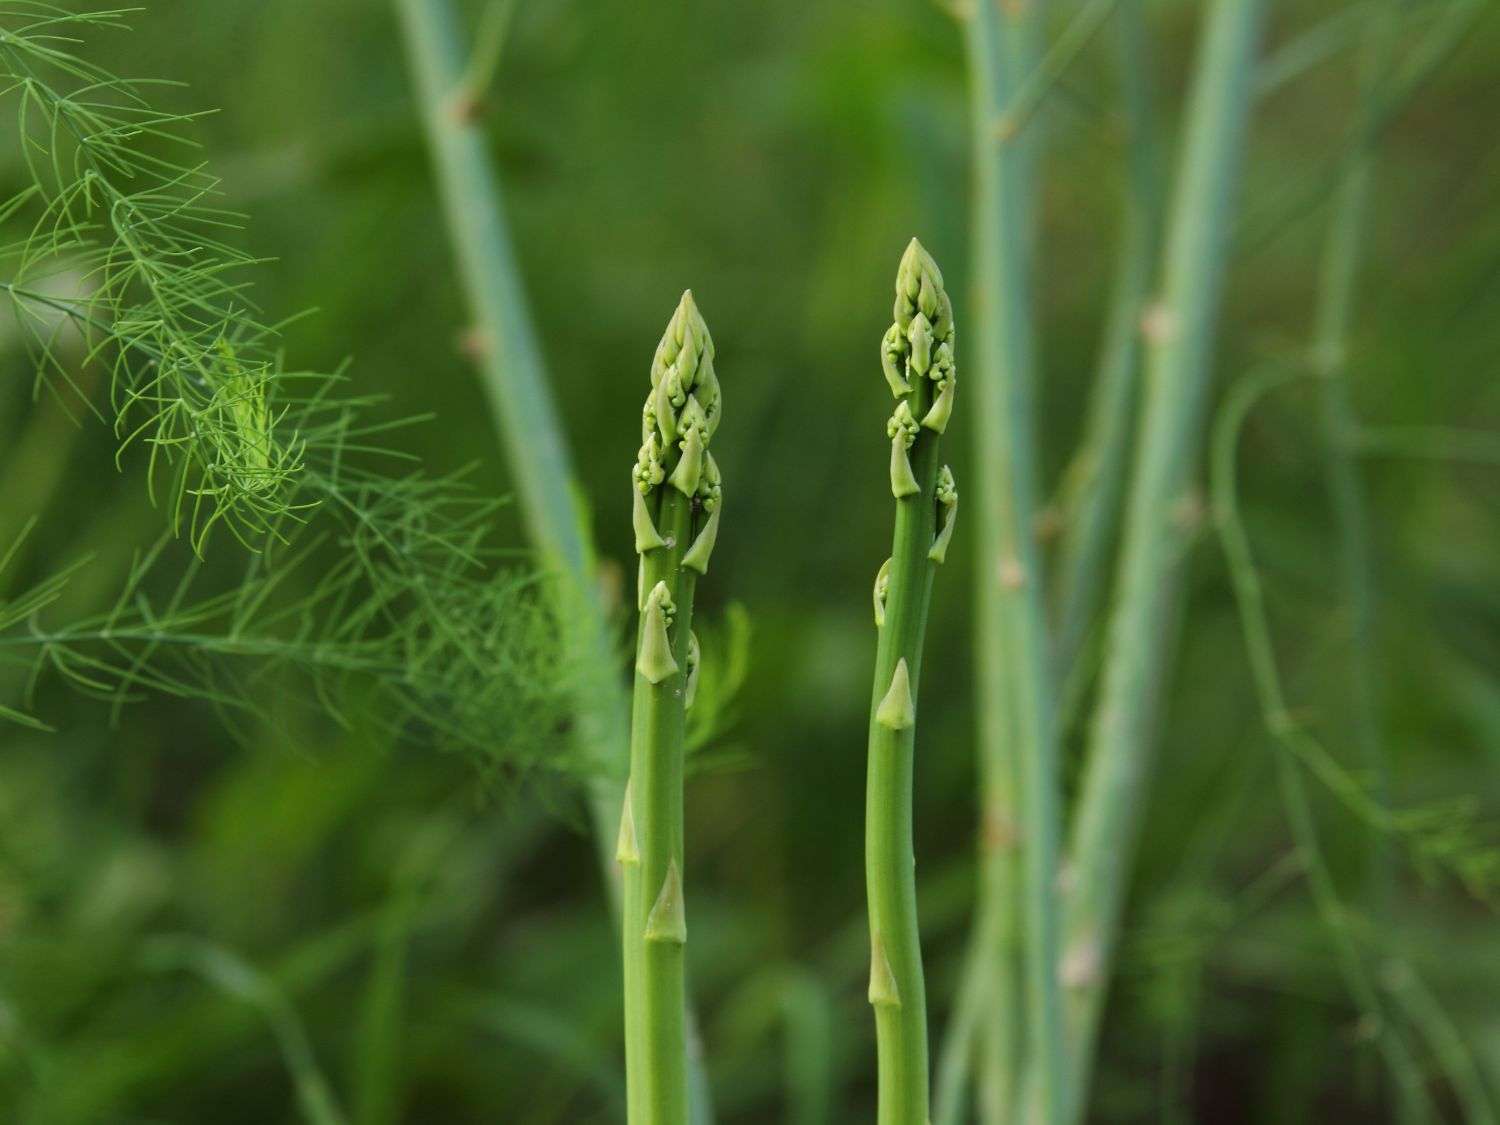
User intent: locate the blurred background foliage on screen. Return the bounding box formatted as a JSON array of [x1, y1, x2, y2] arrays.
[[1, 0, 1498, 1121]]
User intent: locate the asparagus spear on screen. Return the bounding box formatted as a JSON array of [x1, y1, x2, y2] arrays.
[[867, 239, 959, 1125], [621, 292, 723, 1125]]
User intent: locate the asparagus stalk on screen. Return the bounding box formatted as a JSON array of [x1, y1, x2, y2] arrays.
[[1059, 0, 1263, 1115], [392, 0, 628, 896], [944, 4, 1041, 1121], [962, 1, 1072, 1120], [1051, 0, 1161, 696], [622, 292, 723, 1125], [867, 239, 959, 1125], [394, 5, 715, 1117]]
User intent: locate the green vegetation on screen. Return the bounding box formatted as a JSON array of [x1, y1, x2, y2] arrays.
[[2, 1, 1499, 1122]]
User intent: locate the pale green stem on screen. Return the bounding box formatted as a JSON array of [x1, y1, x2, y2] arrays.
[[393, 0, 625, 875], [1058, 1, 1264, 1118], [1310, 0, 1399, 973], [393, 3, 711, 1119], [932, 931, 986, 1125], [1052, 0, 1160, 692], [1212, 370, 1435, 1122], [962, 0, 1066, 1121], [1383, 963, 1498, 1124]]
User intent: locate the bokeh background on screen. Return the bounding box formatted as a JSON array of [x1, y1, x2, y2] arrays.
[[2, 0, 1498, 1121]]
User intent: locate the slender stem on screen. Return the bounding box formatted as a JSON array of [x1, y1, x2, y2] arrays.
[[1213, 369, 1435, 1124], [949, 5, 1029, 1122], [392, 0, 625, 872], [1310, 0, 1398, 922], [962, 1, 1066, 1120], [1058, 0, 1263, 1117], [867, 241, 958, 1124], [1383, 963, 1498, 1125], [1052, 0, 1160, 691], [932, 930, 986, 1125]]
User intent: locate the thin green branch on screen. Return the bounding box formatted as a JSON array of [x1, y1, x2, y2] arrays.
[[141, 937, 350, 1125], [1051, 0, 1161, 723], [991, 0, 1116, 146], [1059, 1, 1264, 1118], [1383, 962, 1498, 1124], [1212, 368, 1436, 1122], [1310, 0, 1401, 963], [952, 0, 1065, 1119]]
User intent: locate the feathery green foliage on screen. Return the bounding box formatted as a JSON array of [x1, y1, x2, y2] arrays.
[[0, 4, 580, 776], [1, 3, 311, 550], [867, 238, 957, 1125], [621, 290, 722, 1125]]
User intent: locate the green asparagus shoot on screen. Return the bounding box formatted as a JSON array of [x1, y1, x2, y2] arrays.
[[621, 291, 723, 1125], [866, 238, 957, 1125]]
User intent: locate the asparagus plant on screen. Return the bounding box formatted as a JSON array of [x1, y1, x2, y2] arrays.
[[621, 291, 723, 1125], [866, 239, 958, 1125], [1060, 0, 1264, 1114], [960, 2, 1068, 1121]]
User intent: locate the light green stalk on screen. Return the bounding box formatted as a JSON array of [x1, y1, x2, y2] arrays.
[[1052, 0, 1161, 694], [1059, 0, 1263, 1116], [393, 0, 624, 864], [941, 4, 1046, 1122], [962, 1, 1069, 1121], [393, 5, 713, 1118], [622, 293, 722, 1125], [1213, 368, 1437, 1125], [866, 239, 959, 1125]]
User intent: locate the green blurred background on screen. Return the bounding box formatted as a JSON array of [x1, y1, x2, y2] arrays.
[[2, 0, 1498, 1120]]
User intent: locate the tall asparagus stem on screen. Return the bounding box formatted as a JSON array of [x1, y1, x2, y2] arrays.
[[622, 293, 723, 1125], [393, 5, 715, 1117], [1052, 0, 1161, 694], [866, 239, 959, 1125], [393, 0, 625, 884], [940, 4, 1045, 1123], [1059, 0, 1264, 1116], [962, 2, 1068, 1121]]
